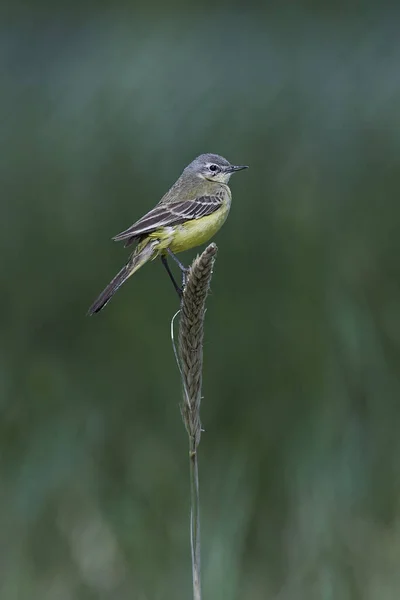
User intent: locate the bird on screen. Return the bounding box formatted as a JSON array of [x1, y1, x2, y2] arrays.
[[88, 153, 248, 314]]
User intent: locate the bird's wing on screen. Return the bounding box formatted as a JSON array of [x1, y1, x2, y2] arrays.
[[113, 194, 224, 244]]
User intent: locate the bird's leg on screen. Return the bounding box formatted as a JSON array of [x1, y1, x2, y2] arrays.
[[167, 249, 189, 287], [161, 255, 183, 298]]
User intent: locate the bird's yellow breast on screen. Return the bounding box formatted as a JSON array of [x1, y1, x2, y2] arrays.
[[168, 196, 231, 254]]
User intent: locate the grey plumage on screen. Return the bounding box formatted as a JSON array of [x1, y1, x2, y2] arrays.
[[88, 153, 247, 314], [112, 154, 246, 247]]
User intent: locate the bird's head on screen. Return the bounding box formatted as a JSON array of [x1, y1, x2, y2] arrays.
[[184, 153, 248, 184]]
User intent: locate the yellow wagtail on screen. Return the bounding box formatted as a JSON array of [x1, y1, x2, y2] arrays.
[[88, 153, 248, 314]]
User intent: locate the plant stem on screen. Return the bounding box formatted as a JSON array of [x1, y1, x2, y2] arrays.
[[175, 242, 218, 600], [190, 447, 201, 600]]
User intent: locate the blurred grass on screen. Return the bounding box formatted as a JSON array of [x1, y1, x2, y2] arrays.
[[2, 3, 400, 599]]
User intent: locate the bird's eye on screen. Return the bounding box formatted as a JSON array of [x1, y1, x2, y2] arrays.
[[209, 164, 218, 172]]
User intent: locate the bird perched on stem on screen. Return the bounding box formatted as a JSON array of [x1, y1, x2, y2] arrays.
[[88, 153, 248, 315]]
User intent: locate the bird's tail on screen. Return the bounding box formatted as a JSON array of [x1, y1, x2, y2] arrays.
[[88, 239, 158, 315]]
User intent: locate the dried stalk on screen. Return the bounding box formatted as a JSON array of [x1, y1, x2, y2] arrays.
[[176, 242, 218, 600]]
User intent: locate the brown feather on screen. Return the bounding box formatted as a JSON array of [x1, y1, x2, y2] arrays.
[[113, 195, 223, 244]]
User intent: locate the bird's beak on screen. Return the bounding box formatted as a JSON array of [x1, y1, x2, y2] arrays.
[[225, 164, 248, 173]]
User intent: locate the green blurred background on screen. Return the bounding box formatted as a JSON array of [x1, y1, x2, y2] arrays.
[[3, 2, 400, 598]]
